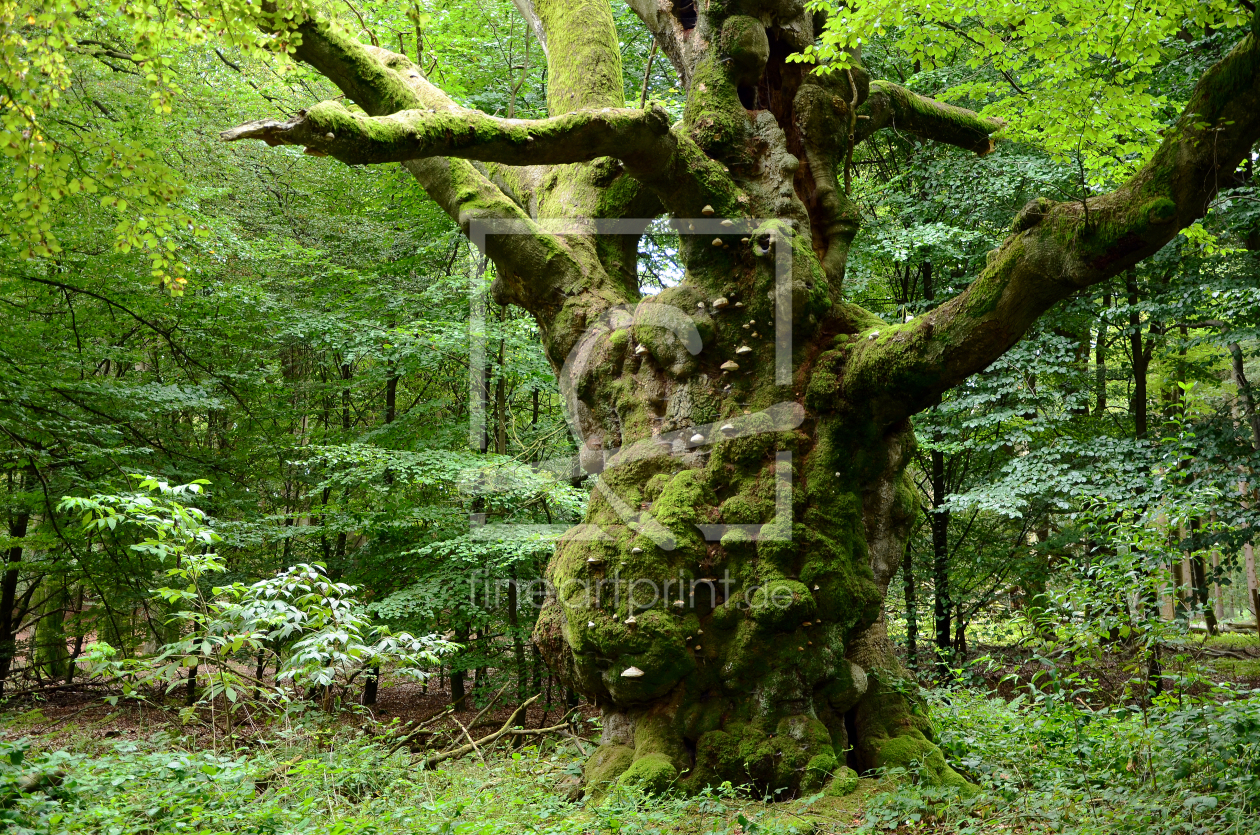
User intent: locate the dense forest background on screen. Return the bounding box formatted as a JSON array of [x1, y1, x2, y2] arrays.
[[2, 1, 1260, 833]]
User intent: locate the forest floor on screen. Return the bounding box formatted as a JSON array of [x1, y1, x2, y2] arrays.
[[2, 633, 1259, 834]]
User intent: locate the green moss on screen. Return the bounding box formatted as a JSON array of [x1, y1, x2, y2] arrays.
[[748, 579, 815, 630], [296, 18, 422, 116], [534, 0, 624, 113], [873, 732, 972, 792], [719, 16, 769, 85], [824, 766, 860, 796], [634, 711, 689, 764], [680, 696, 727, 740], [818, 659, 868, 714], [719, 493, 765, 524], [1011, 196, 1054, 232], [852, 671, 974, 793], [683, 54, 750, 159], [631, 292, 703, 379], [584, 744, 635, 798], [688, 729, 742, 788], [1145, 196, 1176, 225], [653, 470, 713, 529], [644, 472, 671, 501], [804, 752, 838, 793], [618, 753, 679, 794]]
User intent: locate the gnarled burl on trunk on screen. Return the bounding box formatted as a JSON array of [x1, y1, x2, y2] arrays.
[[227, 0, 1260, 798]]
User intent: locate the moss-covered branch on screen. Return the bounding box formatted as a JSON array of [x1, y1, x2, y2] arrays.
[[534, 0, 624, 114], [854, 81, 1005, 155], [844, 26, 1260, 429], [246, 13, 593, 325], [222, 103, 675, 167]]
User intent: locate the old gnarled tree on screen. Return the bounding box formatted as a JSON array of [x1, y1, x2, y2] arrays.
[[227, 0, 1260, 798]]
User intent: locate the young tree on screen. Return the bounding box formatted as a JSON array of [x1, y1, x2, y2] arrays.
[[222, 0, 1260, 796]]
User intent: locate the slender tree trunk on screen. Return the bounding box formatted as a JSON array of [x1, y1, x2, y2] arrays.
[[33, 581, 69, 681], [923, 262, 952, 679], [953, 611, 967, 660], [1247, 541, 1260, 640], [451, 624, 469, 711], [1096, 292, 1109, 414], [340, 362, 353, 431], [0, 509, 30, 697], [65, 587, 85, 684], [1127, 274, 1150, 439], [1229, 342, 1260, 447], [363, 360, 398, 707], [385, 369, 398, 426], [1171, 554, 1187, 618], [1211, 548, 1225, 624], [902, 539, 917, 671], [930, 450, 951, 679], [334, 360, 351, 558], [1227, 347, 1260, 638], [1190, 546, 1217, 635], [508, 570, 526, 701], [474, 634, 488, 703], [495, 337, 507, 457], [254, 650, 266, 700]]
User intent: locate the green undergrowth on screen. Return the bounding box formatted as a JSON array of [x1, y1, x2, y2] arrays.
[[0, 711, 845, 835], [3, 683, 1259, 834], [892, 685, 1260, 834]]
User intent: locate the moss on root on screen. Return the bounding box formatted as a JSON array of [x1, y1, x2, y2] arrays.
[[618, 753, 680, 794], [852, 672, 973, 792], [584, 744, 635, 799]]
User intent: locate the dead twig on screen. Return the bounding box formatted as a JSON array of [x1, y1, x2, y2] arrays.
[[416, 694, 539, 770], [385, 704, 456, 756], [466, 682, 510, 729], [451, 715, 487, 766]]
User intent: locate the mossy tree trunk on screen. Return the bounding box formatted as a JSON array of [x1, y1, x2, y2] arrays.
[[231, 1, 1260, 798]]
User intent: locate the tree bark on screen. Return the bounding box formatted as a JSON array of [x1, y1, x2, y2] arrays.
[[902, 539, 917, 671], [0, 509, 30, 697], [508, 569, 527, 701], [931, 450, 952, 679], [451, 624, 469, 712], [1247, 541, 1260, 640], [1096, 293, 1109, 414], [1229, 346, 1260, 638], [1128, 274, 1152, 439]]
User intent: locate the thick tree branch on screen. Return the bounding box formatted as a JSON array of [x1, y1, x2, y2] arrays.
[[222, 102, 675, 167], [511, 0, 550, 61], [533, 0, 624, 114], [231, 25, 733, 223], [843, 24, 1260, 429], [854, 81, 1006, 155], [264, 14, 583, 320], [624, 0, 692, 89]]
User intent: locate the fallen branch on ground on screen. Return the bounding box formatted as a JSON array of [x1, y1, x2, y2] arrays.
[[385, 704, 457, 756], [415, 694, 539, 770]]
